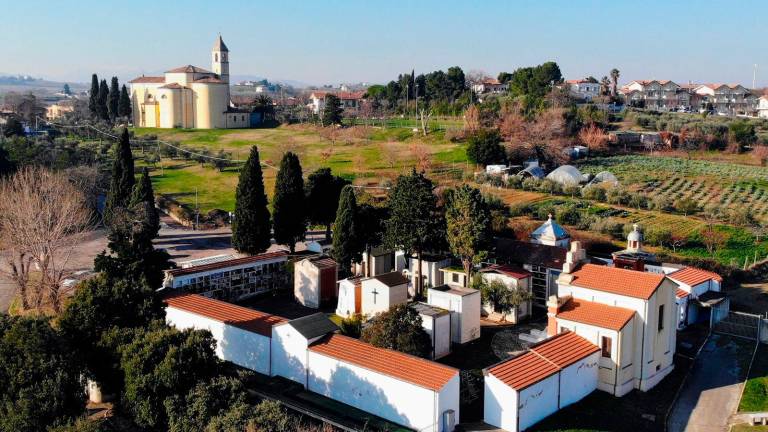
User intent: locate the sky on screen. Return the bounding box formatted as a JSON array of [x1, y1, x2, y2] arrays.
[[2, 0, 767, 87]]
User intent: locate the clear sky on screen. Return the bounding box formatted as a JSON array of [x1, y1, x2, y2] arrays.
[[2, 0, 767, 87]]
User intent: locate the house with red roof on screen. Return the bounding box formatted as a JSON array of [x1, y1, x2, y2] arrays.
[[471, 78, 508, 95], [566, 78, 601, 101], [692, 83, 757, 115], [550, 242, 678, 396], [620, 79, 690, 111], [668, 266, 727, 329], [308, 90, 366, 114], [478, 264, 533, 323]]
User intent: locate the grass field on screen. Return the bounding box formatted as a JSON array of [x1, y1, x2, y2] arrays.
[[133, 125, 470, 212], [740, 344, 768, 412]]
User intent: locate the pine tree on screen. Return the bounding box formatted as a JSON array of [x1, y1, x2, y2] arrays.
[[97, 79, 110, 121], [445, 185, 491, 285], [232, 146, 271, 254], [272, 152, 306, 253], [88, 74, 99, 117], [104, 128, 135, 227], [322, 94, 343, 126], [332, 185, 361, 276], [118, 84, 132, 119], [108, 77, 120, 121]]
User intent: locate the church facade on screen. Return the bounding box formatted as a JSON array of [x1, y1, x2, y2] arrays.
[[128, 35, 250, 129]]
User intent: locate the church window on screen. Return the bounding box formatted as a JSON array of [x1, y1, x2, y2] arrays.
[[215, 53, 218, 62]]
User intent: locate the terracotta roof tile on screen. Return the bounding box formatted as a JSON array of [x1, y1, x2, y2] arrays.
[[166, 251, 287, 277], [310, 91, 365, 100], [556, 298, 635, 331], [166, 64, 213, 74], [669, 267, 722, 287], [309, 334, 458, 391], [164, 293, 286, 337], [676, 288, 690, 299], [570, 264, 665, 300], [480, 264, 531, 279], [129, 76, 165, 84], [193, 77, 225, 84], [487, 332, 598, 391], [306, 256, 337, 270]]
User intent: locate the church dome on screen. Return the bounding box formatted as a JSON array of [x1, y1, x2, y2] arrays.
[[530, 214, 570, 244], [627, 224, 643, 242]]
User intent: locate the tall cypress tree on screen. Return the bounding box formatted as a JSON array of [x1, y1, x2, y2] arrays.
[[88, 74, 99, 117], [272, 152, 306, 253], [118, 84, 132, 119], [332, 185, 361, 276], [130, 167, 160, 241], [232, 146, 271, 254], [108, 77, 120, 121], [305, 168, 349, 240], [104, 128, 135, 227], [97, 80, 110, 121]]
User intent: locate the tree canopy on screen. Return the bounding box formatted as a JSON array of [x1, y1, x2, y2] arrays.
[[360, 304, 431, 358], [445, 185, 492, 283], [332, 185, 362, 276], [322, 94, 343, 126], [272, 152, 306, 252], [305, 168, 349, 240], [232, 146, 272, 254], [103, 128, 135, 227], [466, 128, 507, 166]]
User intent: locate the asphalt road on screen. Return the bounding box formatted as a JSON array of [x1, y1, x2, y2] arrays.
[[667, 334, 755, 432]]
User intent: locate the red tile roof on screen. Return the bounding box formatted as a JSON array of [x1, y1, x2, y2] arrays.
[[166, 251, 288, 277], [307, 256, 337, 270], [676, 288, 690, 299], [480, 264, 531, 279], [129, 76, 165, 84], [556, 298, 635, 331], [309, 334, 458, 391], [487, 332, 599, 391], [166, 64, 213, 74], [310, 91, 365, 100], [570, 264, 665, 300], [164, 293, 286, 337], [669, 267, 722, 287]]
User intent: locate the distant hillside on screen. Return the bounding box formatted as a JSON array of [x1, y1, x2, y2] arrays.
[[0, 75, 88, 95]]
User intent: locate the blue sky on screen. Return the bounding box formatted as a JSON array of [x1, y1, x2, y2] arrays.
[[2, 0, 767, 87]]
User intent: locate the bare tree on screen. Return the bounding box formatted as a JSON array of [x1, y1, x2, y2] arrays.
[[578, 124, 609, 152], [0, 167, 92, 312]]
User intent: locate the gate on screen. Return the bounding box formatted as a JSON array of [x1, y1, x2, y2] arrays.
[[712, 310, 761, 341]]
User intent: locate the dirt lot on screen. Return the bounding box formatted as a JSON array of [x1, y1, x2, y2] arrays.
[[728, 282, 768, 315]]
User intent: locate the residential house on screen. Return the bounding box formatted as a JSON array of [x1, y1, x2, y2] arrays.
[[758, 96, 768, 119], [472, 78, 508, 95], [668, 266, 727, 329], [294, 256, 338, 309], [479, 265, 533, 323], [164, 293, 286, 375], [427, 285, 481, 344], [692, 83, 757, 115], [361, 271, 409, 316], [566, 79, 601, 101], [161, 252, 289, 301], [620, 80, 690, 111], [45, 102, 75, 120], [308, 91, 365, 115]]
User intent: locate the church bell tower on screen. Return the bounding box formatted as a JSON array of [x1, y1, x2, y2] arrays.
[[212, 34, 229, 84]]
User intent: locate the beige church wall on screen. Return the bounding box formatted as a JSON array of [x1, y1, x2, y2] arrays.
[[191, 83, 213, 129], [158, 90, 176, 128], [165, 72, 190, 86]]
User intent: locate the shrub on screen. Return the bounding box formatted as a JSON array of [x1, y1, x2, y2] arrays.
[[339, 314, 363, 338], [606, 186, 629, 205], [521, 177, 540, 191], [466, 129, 506, 166], [506, 175, 523, 189], [674, 197, 699, 215], [590, 218, 624, 239], [645, 227, 673, 247], [581, 185, 607, 202]]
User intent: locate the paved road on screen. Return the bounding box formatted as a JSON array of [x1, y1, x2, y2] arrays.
[[668, 334, 755, 432]]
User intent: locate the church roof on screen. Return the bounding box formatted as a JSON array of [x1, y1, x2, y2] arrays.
[[192, 77, 226, 84], [129, 76, 165, 84], [159, 83, 184, 89], [531, 215, 570, 242], [166, 64, 213, 74], [212, 35, 229, 52]]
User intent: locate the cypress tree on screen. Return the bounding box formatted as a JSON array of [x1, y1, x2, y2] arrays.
[[332, 185, 361, 276], [88, 74, 99, 117], [232, 146, 271, 254], [130, 167, 160, 241], [322, 94, 343, 126], [272, 152, 306, 253], [97, 79, 110, 121], [118, 84, 132, 119], [104, 128, 135, 227], [108, 77, 120, 121]]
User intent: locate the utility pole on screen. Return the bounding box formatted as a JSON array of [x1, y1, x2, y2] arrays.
[[753, 64, 758, 90], [195, 188, 199, 230]]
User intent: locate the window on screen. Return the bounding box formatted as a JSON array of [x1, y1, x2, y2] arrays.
[[658, 304, 665, 331], [452, 273, 459, 283], [601, 336, 612, 358]]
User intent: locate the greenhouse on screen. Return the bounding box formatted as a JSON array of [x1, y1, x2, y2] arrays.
[[545, 165, 587, 186]]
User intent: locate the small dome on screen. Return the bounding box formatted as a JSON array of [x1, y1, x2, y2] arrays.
[[531, 214, 570, 242], [627, 224, 643, 242], [546, 165, 586, 186]]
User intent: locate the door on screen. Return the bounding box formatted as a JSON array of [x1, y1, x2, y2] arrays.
[[354, 283, 362, 314]]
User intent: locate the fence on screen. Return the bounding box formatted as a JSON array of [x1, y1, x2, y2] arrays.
[[712, 310, 763, 341]]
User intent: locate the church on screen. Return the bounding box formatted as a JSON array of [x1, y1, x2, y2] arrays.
[[128, 35, 252, 129]]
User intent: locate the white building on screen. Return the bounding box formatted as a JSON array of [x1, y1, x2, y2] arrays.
[[164, 293, 286, 375], [472, 78, 508, 95], [335, 276, 364, 318], [294, 256, 338, 309], [566, 79, 601, 101], [354, 247, 395, 277], [308, 91, 365, 114], [308, 334, 460, 432], [530, 215, 571, 248], [692, 83, 757, 115], [412, 302, 452, 359], [758, 96, 768, 119], [440, 266, 469, 288], [668, 266, 727, 329], [271, 313, 341, 385], [409, 254, 452, 293], [162, 252, 289, 301], [427, 285, 481, 344], [479, 264, 533, 323], [361, 272, 409, 317], [484, 331, 600, 432]]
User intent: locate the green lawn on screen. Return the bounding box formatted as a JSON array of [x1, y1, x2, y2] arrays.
[[740, 344, 768, 412]]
